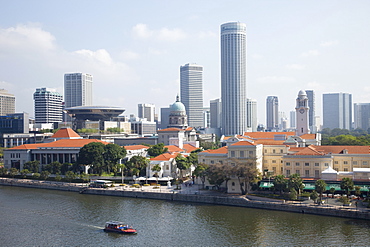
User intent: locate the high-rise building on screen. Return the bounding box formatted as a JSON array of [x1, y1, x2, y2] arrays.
[[354, 103, 370, 130], [138, 103, 155, 122], [33, 88, 63, 124], [246, 98, 257, 132], [305, 90, 316, 133], [180, 63, 203, 128], [210, 98, 222, 129], [290, 111, 296, 128], [220, 22, 247, 136], [323, 93, 352, 130], [203, 107, 210, 128], [64, 73, 93, 108], [0, 89, 15, 116], [295, 90, 310, 136], [266, 96, 279, 131], [160, 107, 171, 130]]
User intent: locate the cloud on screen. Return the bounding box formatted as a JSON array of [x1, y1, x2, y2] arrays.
[[132, 23, 186, 42], [285, 64, 305, 70], [251, 54, 263, 60], [307, 81, 326, 91], [301, 49, 320, 57], [198, 30, 217, 39], [320, 40, 339, 47], [119, 50, 140, 60], [256, 76, 296, 83]]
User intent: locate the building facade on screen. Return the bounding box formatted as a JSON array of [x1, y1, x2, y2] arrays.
[[221, 22, 247, 136], [354, 103, 370, 130], [0, 89, 15, 116], [305, 90, 316, 133], [138, 103, 155, 122], [180, 63, 204, 128], [34, 88, 63, 124], [266, 96, 279, 131], [167, 96, 188, 129], [323, 93, 352, 130], [246, 98, 257, 132], [210, 98, 221, 129], [295, 90, 310, 136], [0, 112, 29, 135]]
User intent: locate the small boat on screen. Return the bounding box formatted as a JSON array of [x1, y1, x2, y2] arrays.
[[104, 221, 137, 234]]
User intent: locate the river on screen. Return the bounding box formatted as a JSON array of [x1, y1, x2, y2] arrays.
[[0, 186, 369, 246]]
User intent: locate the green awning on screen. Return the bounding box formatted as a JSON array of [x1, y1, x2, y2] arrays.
[[259, 182, 273, 188]]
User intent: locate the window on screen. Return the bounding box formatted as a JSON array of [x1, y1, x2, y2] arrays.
[[286, 162, 290, 166], [280, 149, 283, 153], [272, 160, 276, 163], [363, 161, 368, 166], [296, 170, 300, 175], [296, 162, 300, 166], [166, 165, 169, 170], [344, 168, 348, 172], [210, 160, 214, 164], [264, 149, 267, 153], [334, 161, 338, 164], [305, 163, 309, 166], [315, 163, 319, 167], [231, 182, 235, 186], [286, 170, 290, 176], [305, 170, 309, 177], [273, 149, 276, 154], [240, 151, 245, 158], [315, 170, 320, 178], [343, 161, 348, 165], [219, 161, 223, 164], [353, 161, 357, 165], [324, 163, 329, 167], [230, 151, 235, 157]]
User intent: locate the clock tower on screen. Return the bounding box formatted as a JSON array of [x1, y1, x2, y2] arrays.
[[295, 90, 310, 136]]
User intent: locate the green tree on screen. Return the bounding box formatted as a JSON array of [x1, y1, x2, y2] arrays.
[[340, 177, 354, 197], [23, 160, 40, 173], [273, 175, 287, 195], [354, 186, 361, 197], [126, 156, 149, 176], [0, 167, 8, 176], [231, 162, 260, 195], [40, 171, 50, 180], [20, 169, 30, 178], [288, 174, 304, 196], [106, 127, 124, 133], [329, 187, 336, 198], [78, 142, 106, 175], [103, 144, 126, 174], [193, 163, 209, 189], [315, 179, 327, 203], [61, 163, 72, 175], [9, 168, 18, 178], [289, 188, 298, 200], [44, 161, 62, 174], [65, 171, 77, 182], [147, 143, 168, 157], [151, 164, 161, 184], [310, 190, 319, 204], [175, 154, 191, 178], [206, 163, 227, 190]]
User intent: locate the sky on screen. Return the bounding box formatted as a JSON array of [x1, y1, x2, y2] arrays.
[[1, 0, 370, 126]]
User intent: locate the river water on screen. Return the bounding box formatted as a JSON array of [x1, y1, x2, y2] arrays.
[[0, 186, 369, 246]]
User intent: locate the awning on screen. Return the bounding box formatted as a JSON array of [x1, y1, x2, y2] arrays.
[[259, 182, 273, 188]]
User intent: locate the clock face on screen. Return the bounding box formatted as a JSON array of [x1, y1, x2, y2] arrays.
[[299, 109, 305, 114]]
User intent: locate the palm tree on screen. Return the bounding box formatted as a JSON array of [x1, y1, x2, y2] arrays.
[[340, 177, 354, 197], [315, 179, 327, 203], [329, 187, 336, 198], [151, 164, 161, 185], [273, 175, 287, 195], [118, 162, 126, 184]]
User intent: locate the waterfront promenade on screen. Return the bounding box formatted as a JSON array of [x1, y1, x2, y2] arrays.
[[1, 177, 369, 220]]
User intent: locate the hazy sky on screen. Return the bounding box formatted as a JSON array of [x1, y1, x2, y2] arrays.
[[1, 0, 370, 125]]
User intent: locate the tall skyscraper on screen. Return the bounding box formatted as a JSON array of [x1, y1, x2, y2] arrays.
[[246, 98, 257, 132], [305, 90, 316, 133], [354, 103, 370, 130], [210, 98, 222, 129], [266, 96, 279, 131], [64, 73, 93, 108], [0, 89, 15, 116], [203, 107, 210, 128], [180, 63, 203, 128], [323, 92, 352, 130], [138, 103, 155, 122], [295, 90, 310, 136], [290, 111, 296, 128], [33, 88, 63, 124], [221, 22, 247, 136]]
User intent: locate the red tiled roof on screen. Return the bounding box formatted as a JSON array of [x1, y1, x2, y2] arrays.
[[243, 132, 295, 139], [182, 144, 199, 153], [165, 145, 184, 153], [231, 141, 255, 146], [158, 128, 183, 132], [201, 146, 228, 154], [254, 140, 286, 145], [40, 139, 109, 148], [9, 143, 46, 150], [124, 145, 149, 150], [292, 145, 370, 155], [51, 128, 81, 138], [150, 153, 178, 161]]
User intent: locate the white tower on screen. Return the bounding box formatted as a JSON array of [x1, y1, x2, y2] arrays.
[[295, 90, 310, 136]]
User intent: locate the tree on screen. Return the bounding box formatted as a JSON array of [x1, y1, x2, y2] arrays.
[[315, 179, 327, 203], [147, 143, 168, 157], [175, 154, 191, 178], [206, 163, 227, 190], [231, 162, 260, 195], [340, 177, 354, 197], [44, 161, 62, 174], [9, 168, 18, 178], [126, 156, 149, 176], [273, 175, 287, 195], [0, 167, 8, 176], [103, 144, 126, 174], [40, 171, 50, 180], [193, 163, 209, 189], [118, 162, 126, 184], [310, 190, 319, 204], [78, 142, 106, 175], [65, 171, 77, 182], [20, 169, 30, 178], [329, 187, 336, 198], [151, 164, 161, 184], [355, 186, 361, 197], [23, 160, 40, 173], [61, 163, 72, 175], [288, 174, 304, 196]]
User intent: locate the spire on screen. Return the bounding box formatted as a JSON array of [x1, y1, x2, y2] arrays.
[[176, 94, 180, 102]]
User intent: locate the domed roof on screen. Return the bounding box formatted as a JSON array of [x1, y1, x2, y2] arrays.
[[298, 90, 307, 96], [170, 95, 186, 112]]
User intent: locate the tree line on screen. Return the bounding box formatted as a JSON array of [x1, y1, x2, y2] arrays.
[[321, 128, 370, 145]]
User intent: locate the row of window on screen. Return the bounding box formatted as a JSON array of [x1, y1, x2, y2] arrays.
[[229, 150, 254, 158], [10, 153, 20, 158]]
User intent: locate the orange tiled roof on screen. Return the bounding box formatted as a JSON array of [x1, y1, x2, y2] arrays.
[[292, 145, 370, 155], [201, 146, 228, 154], [300, 134, 316, 140], [231, 141, 255, 146], [158, 128, 183, 132], [51, 128, 81, 138], [185, 127, 193, 131], [9, 143, 46, 150], [223, 135, 245, 140], [150, 153, 178, 161], [243, 132, 295, 139], [182, 144, 199, 153], [165, 145, 184, 153], [254, 140, 286, 145], [40, 139, 109, 148], [124, 145, 149, 150]]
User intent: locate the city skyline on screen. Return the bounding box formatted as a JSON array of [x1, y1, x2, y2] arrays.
[[1, 1, 370, 125]]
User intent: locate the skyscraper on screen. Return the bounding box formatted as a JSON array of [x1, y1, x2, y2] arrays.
[[64, 73, 93, 108], [180, 63, 203, 128], [210, 98, 222, 129], [290, 111, 296, 128], [354, 103, 370, 130], [323, 93, 352, 130], [220, 22, 247, 136], [0, 89, 15, 116], [295, 90, 309, 136], [33, 88, 63, 124], [305, 90, 316, 133], [266, 96, 279, 131], [246, 98, 257, 132], [138, 103, 155, 122]]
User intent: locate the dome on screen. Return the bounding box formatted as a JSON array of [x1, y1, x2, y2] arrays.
[[170, 95, 186, 113], [298, 90, 307, 96]]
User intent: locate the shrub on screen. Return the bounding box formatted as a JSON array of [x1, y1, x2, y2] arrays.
[[32, 173, 40, 179], [338, 196, 351, 205], [143, 184, 150, 186], [55, 175, 62, 181], [153, 186, 160, 189]]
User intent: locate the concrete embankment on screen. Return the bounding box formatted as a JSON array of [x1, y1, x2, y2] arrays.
[[1, 178, 369, 221]]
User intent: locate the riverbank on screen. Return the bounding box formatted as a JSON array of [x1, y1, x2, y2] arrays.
[[1, 178, 369, 220]]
